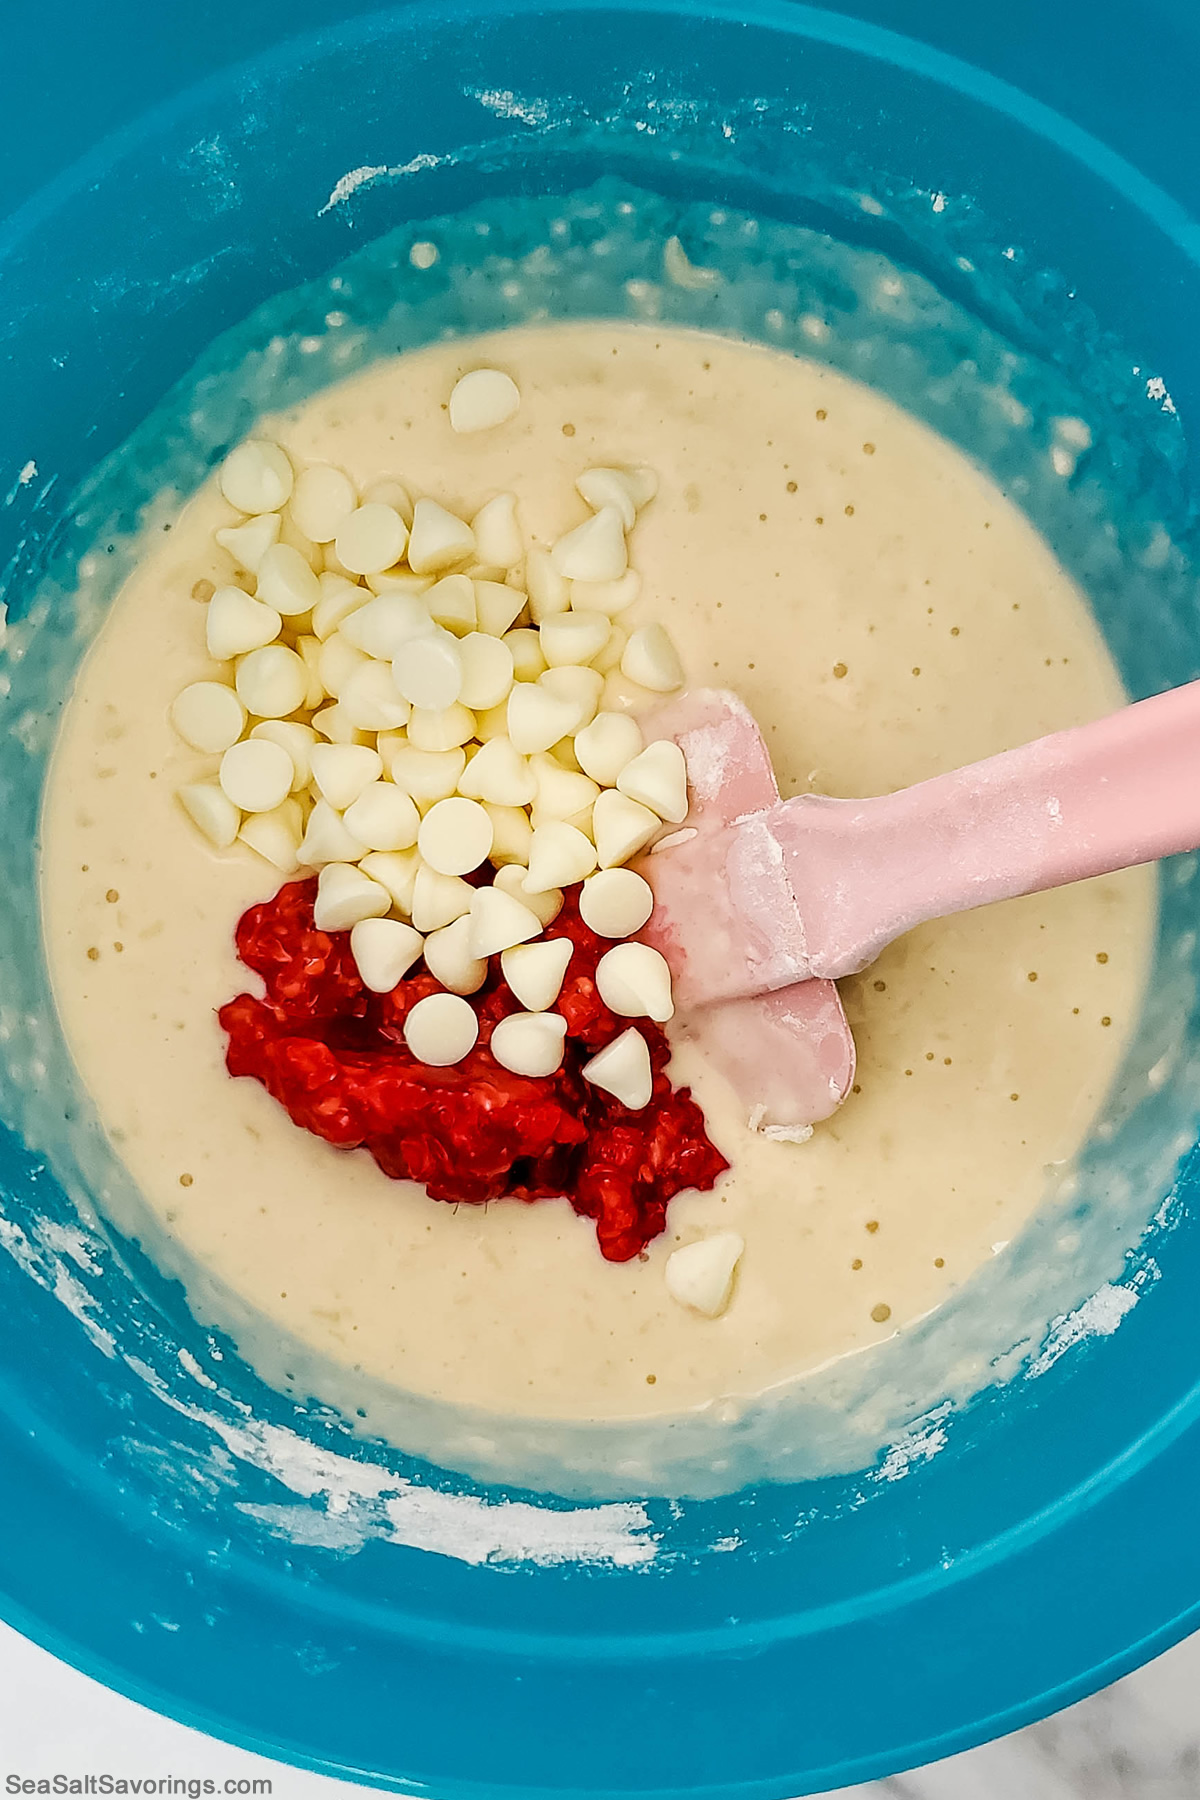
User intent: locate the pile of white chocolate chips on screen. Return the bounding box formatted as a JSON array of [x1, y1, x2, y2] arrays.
[[168, 367, 744, 1316]]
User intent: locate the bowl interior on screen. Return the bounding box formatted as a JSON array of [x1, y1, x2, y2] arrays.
[[3, 5, 1200, 1796]]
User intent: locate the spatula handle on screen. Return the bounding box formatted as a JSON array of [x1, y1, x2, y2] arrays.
[[769, 680, 1200, 982]]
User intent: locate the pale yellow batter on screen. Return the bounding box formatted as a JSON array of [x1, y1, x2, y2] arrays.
[[40, 324, 1154, 1427]]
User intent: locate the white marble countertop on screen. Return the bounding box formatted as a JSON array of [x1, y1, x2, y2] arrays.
[[2, 1616, 1198, 1798]]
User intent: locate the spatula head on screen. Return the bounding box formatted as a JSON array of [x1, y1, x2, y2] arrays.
[[640, 690, 855, 1130]]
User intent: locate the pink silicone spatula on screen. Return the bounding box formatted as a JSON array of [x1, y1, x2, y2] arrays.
[[644, 681, 1200, 1018], [643, 690, 856, 1133]]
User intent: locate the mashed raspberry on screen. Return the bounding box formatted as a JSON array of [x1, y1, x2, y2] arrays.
[[218, 879, 728, 1260]]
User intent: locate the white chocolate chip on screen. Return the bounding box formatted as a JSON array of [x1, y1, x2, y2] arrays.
[[494, 863, 563, 925], [256, 543, 321, 618], [547, 738, 585, 773], [550, 507, 627, 583], [473, 701, 513, 743], [592, 789, 661, 867], [343, 781, 421, 852], [574, 467, 636, 530], [582, 1027, 653, 1110], [215, 512, 281, 575], [385, 743, 466, 805], [525, 546, 571, 623], [471, 493, 523, 567], [296, 636, 328, 710], [407, 499, 476, 575], [457, 632, 515, 711], [616, 739, 689, 823], [403, 992, 479, 1066], [393, 628, 464, 711], [279, 513, 321, 572], [407, 702, 476, 752], [298, 799, 368, 867], [618, 465, 658, 507], [239, 799, 304, 873], [338, 660, 412, 731], [311, 702, 371, 746], [234, 644, 309, 719], [474, 579, 527, 637], [170, 681, 247, 754], [316, 631, 369, 699], [593, 626, 628, 675], [457, 736, 535, 807], [529, 754, 599, 828], [424, 574, 477, 637], [411, 866, 476, 933], [367, 567, 431, 597], [219, 738, 294, 814], [360, 478, 414, 525], [310, 742, 383, 810], [290, 464, 357, 543], [448, 368, 521, 433], [350, 916, 425, 992], [664, 236, 720, 291], [320, 543, 354, 580], [468, 885, 543, 958], [576, 466, 657, 525], [418, 796, 494, 875], [341, 591, 434, 659], [219, 440, 294, 514], [205, 586, 282, 661], [569, 569, 642, 618], [504, 629, 548, 682], [574, 711, 644, 786], [537, 665, 604, 731], [311, 712, 373, 768], [422, 914, 488, 995], [539, 609, 611, 668], [525, 820, 598, 893], [507, 682, 580, 755], [665, 1233, 744, 1318], [312, 575, 369, 641], [178, 782, 241, 849], [359, 848, 421, 914], [596, 942, 674, 1021], [602, 670, 656, 714], [579, 868, 654, 939], [313, 861, 391, 932], [250, 720, 317, 791], [483, 802, 534, 867], [334, 503, 409, 576], [548, 737, 585, 773], [501, 937, 573, 1011], [621, 623, 684, 693], [317, 569, 362, 598], [490, 1011, 568, 1077]]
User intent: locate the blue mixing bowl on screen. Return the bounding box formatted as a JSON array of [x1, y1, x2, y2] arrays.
[[4, 2, 1200, 1794]]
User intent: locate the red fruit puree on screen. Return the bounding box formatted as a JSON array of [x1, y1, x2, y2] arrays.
[[219, 879, 728, 1261]]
